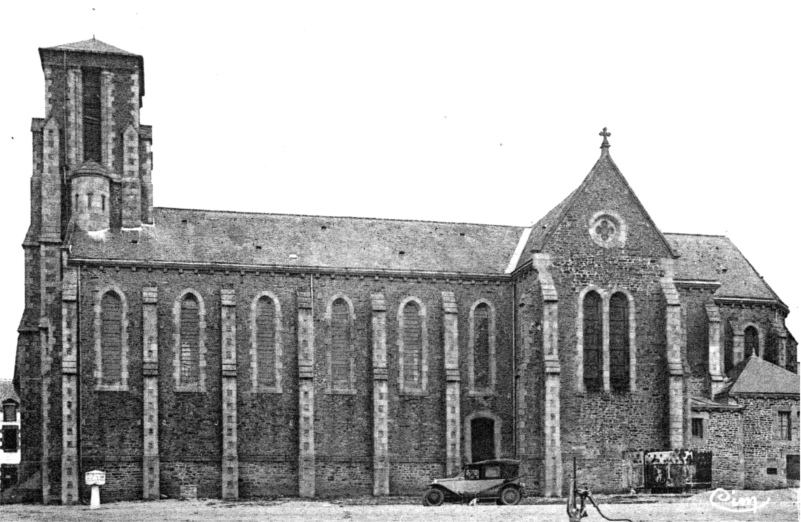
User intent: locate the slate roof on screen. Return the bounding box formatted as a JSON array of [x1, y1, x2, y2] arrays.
[[69, 208, 526, 275], [723, 355, 800, 396], [0, 379, 19, 403], [40, 38, 137, 56], [665, 233, 781, 302]]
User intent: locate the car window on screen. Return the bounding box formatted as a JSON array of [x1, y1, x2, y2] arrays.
[[465, 468, 479, 480], [484, 466, 501, 479]]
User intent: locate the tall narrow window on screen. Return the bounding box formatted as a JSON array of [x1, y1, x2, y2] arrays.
[[583, 291, 602, 392], [180, 294, 200, 386], [403, 301, 423, 389], [745, 326, 759, 358], [255, 296, 277, 388], [100, 291, 123, 386], [778, 411, 792, 440], [609, 292, 630, 392], [473, 303, 491, 390], [330, 298, 351, 389], [83, 68, 102, 162]]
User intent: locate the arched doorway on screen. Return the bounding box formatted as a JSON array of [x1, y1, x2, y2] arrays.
[[471, 417, 495, 462]]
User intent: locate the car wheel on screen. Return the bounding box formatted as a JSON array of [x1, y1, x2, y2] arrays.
[[423, 488, 445, 506], [499, 486, 521, 506]]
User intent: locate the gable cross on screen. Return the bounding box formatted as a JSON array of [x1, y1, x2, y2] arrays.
[[599, 127, 611, 149]]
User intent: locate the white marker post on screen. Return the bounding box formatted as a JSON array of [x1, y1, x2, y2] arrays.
[[85, 470, 106, 509]]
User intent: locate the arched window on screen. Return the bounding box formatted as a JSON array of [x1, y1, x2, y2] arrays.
[[330, 298, 352, 390], [256, 295, 277, 388], [745, 326, 759, 358], [583, 291, 602, 392], [402, 300, 424, 390], [473, 303, 491, 389], [609, 292, 630, 391], [100, 291, 123, 386], [180, 294, 200, 387]]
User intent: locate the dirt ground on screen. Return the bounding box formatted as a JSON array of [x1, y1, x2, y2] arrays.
[[0, 490, 796, 522]]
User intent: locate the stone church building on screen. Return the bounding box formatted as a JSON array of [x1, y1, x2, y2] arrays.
[[13, 39, 799, 503]]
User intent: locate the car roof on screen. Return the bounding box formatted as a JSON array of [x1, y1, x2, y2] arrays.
[[468, 459, 521, 467]]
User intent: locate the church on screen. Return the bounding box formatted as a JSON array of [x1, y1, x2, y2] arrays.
[[13, 38, 799, 504]]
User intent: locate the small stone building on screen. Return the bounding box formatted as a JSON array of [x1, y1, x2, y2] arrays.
[[690, 356, 800, 489], [13, 38, 799, 503]]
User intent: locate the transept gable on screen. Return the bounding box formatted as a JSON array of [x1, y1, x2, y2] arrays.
[[517, 148, 677, 269]]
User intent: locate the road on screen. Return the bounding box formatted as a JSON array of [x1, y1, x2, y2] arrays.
[[0, 490, 796, 522]]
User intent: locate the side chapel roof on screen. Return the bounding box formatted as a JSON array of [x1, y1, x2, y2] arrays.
[[722, 355, 800, 396]]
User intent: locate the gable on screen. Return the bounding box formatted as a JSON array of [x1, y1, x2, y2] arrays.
[[519, 153, 676, 266]]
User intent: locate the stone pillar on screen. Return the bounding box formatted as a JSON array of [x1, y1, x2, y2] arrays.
[[39, 316, 52, 504], [121, 123, 141, 228], [297, 290, 316, 497], [101, 71, 115, 173], [660, 260, 684, 449], [142, 286, 160, 500], [66, 68, 82, 167], [532, 254, 562, 497], [370, 294, 389, 496], [41, 118, 61, 242], [705, 303, 725, 396], [442, 292, 461, 476], [61, 269, 79, 505], [221, 289, 239, 499], [771, 319, 788, 369]]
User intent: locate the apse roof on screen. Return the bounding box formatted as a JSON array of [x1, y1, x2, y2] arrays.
[[665, 233, 782, 302]]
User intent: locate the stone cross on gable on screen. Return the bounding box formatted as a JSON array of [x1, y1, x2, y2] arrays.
[[599, 127, 611, 149]]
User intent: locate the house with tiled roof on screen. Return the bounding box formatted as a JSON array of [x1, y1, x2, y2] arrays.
[[13, 39, 799, 504], [0, 379, 21, 493]]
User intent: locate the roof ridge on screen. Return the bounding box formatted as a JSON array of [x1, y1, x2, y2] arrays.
[[664, 232, 729, 238], [154, 206, 527, 229]]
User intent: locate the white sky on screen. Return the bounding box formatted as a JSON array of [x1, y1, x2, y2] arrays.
[[1, 2, 799, 379]]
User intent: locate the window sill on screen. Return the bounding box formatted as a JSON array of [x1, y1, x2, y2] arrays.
[[175, 386, 206, 393], [325, 388, 357, 395], [399, 389, 428, 397], [251, 387, 283, 394], [94, 384, 129, 392], [468, 389, 495, 398]]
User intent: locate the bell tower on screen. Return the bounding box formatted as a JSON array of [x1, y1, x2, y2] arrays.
[[22, 37, 154, 505], [36, 37, 153, 233]]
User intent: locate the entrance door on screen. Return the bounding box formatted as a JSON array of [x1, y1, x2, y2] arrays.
[[787, 455, 800, 483], [471, 417, 495, 462]]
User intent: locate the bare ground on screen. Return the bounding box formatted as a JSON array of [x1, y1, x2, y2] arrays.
[[0, 490, 796, 522]]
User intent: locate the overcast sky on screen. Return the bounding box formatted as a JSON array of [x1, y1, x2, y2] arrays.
[[1, 2, 799, 379]]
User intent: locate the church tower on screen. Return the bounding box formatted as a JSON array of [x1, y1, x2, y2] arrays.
[[20, 38, 153, 504], [35, 38, 153, 233]]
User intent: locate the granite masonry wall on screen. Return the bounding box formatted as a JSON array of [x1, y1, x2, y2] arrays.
[[72, 265, 514, 500]]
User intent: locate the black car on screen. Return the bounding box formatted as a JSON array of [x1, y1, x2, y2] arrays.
[[422, 459, 525, 506]]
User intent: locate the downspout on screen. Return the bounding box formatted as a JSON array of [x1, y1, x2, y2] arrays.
[[76, 264, 83, 501], [512, 276, 517, 457]]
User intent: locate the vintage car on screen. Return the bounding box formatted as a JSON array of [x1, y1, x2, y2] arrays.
[[422, 458, 525, 506]]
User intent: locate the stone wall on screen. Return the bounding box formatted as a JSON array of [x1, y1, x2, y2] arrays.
[[74, 265, 514, 500], [689, 408, 744, 489], [739, 396, 799, 489]]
